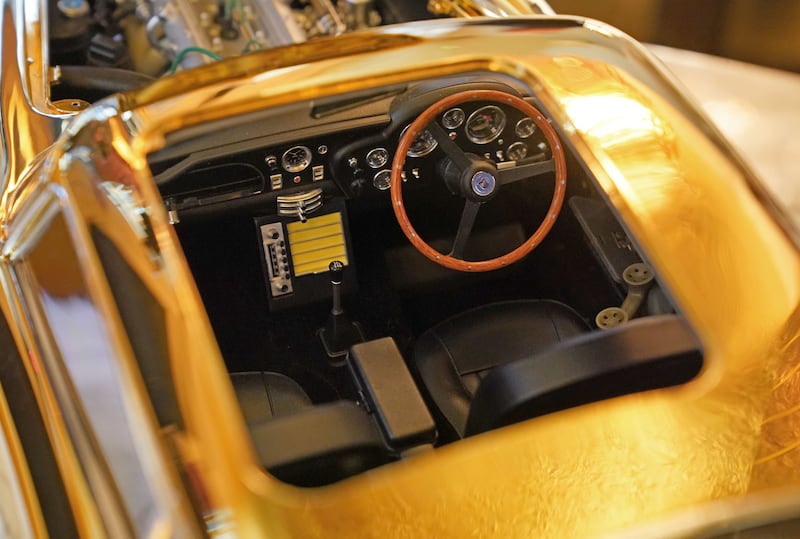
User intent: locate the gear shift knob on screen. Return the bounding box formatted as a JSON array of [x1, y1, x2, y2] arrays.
[[329, 260, 345, 315], [329, 260, 344, 285]]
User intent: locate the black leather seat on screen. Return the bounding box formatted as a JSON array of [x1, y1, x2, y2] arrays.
[[415, 299, 589, 438], [416, 302, 704, 440], [229, 371, 393, 486], [463, 314, 702, 435], [230, 371, 311, 427]]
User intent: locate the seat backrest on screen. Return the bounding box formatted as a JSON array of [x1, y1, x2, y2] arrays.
[[465, 315, 703, 436], [248, 400, 394, 487]]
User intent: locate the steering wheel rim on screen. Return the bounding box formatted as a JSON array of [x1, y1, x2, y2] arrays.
[[390, 89, 567, 272]]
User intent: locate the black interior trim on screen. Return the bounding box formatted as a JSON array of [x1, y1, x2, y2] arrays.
[[348, 338, 436, 449], [0, 308, 79, 538], [466, 314, 703, 436], [91, 227, 181, 428]]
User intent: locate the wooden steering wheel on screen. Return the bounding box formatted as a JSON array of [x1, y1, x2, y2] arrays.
[[390, 90, 567, 272]]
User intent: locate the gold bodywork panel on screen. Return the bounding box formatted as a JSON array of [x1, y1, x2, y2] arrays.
[[2, 13, 800, 538]]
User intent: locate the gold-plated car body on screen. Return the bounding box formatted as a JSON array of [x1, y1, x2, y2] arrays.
[[2, 1, 800, 537]]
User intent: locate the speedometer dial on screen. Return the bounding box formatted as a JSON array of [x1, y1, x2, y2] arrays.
[[442, 107, 465, 129], [466, 105, 506, 144], [400, 126, 438, 157], [281, 146, 312, 172]]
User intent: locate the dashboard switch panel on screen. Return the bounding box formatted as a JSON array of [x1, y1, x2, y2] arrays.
[[260, 222, 293, 297]]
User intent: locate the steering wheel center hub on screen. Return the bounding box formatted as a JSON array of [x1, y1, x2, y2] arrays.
[[470, 170, 496, 197]]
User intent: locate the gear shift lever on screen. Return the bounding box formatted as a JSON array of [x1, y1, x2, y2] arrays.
[[330, 260, 345, 316], [319, 260, 364, 361]]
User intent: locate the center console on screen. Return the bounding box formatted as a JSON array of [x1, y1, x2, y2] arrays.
[[255, 198, 356, 311]]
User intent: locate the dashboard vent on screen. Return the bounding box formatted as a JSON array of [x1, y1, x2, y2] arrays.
[[277, 188, 323, 220]]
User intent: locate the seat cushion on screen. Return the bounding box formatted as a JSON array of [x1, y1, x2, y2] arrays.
[[415, 299, 589, 437], [230, 371, 311, 427]]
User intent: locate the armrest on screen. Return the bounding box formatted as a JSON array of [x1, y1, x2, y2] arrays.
[[466, 315, 703, 436], [348, 338, 436, 449]]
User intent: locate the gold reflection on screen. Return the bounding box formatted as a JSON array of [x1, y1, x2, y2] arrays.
[[562, 89, 680, 211], [751, 301, 800, 489], [565, 94, 668, 145], [0, 4, 57, 219], [0, 375, 44, 537]]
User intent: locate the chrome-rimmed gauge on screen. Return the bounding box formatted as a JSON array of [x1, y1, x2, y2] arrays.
[[507, 141, 528, 162], [373, 169, 392, 191], [366, 147, 389, 169], [281, 145, 312, 172], [466, 105, 506, 144], [442, 107, 465, 130], [515, 117, 536, 139], [400, 125, 438, 157]]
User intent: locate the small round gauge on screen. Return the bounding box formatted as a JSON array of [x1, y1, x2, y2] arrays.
[[466, 105, 506, 144], [442, 107, 465, 130], [507, 141, 528, 161], [515, 117, 536, 139], [281, 145, 312, 173], [401, 126, 438, 157], [366, 147, 389, 169], [373, 169, 392, 191]]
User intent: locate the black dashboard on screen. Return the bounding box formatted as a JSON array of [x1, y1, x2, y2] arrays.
[[153, 75, 556, 212], [152, 74, 573, 314]]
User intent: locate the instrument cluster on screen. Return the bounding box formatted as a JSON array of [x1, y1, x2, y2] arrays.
[[335, 99, 553, 196]]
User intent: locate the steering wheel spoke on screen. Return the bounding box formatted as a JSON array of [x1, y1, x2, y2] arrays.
[[497, 158, 555, 185], [427, 121, 472, 172], [450, 200, 482, 259]]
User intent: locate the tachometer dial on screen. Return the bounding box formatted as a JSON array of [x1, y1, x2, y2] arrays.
[[442, 107, 465, 129], [515, 117, 536, 138], [466, 105, 506, 144], [366, 147, 389, 169], [400, 126, 438, 157], [507, 141, 528, 161], [281, 146, 312, 172], [373, 169, 392, 190]]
